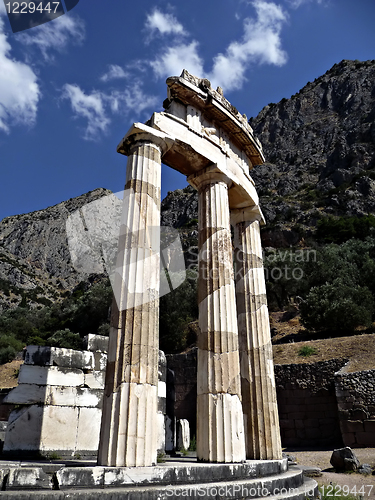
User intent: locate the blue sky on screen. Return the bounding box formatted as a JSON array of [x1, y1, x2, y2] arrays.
[[0, 0, 375, 221]]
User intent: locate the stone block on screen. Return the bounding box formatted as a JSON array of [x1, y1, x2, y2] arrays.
[[93, 351, 107, 371], [76, 407, 102, 452], [156, 413, 165, 454], [18, 365, 84, 387], [340, 420, 364, 434], [351, 409, 369, 420], [288, 412, 306, 420], [279, 419, 295, 430], [83, 334, 109, 353], [158, 380, 166, 399], [296, 429, 306, 439], [355, 431, 375, 447], [165, 416, 175, 452], [4, 405, 79, 453], [363, 419, 375, 433], [84, 371, 105, 389], [176, 419, 190, 451], [305, 428, 321, 439], [306, 403, 327, 413], [6, 467, 53, 490], [282, 404, 302, 414], [341, 432, 356, 447], [4, 385, 103, 408], [284, 429, 296, 438], [294, 419, 305, 429], [24, 345, 94, 370], [56, 467, 104, 489]]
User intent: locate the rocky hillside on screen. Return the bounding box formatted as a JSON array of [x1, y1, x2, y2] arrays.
[[0, 188, 111, 313], [1, 59, 375, 311], [250, 59, 375, 246]]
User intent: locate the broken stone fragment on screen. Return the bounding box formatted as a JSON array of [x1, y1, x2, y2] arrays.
[[330, 446, 361, 471]]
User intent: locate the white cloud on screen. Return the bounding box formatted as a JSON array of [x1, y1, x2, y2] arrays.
[[287, 0, 325, 8], [61, 83, 158, 140], [17, 13, 85, 61], [150, 41, 204, 79], [100, 65, 128, 82], [209, 1, 288, 91], [107, 87, 158, 115], [145, 9, 186, 38], [0, 17, 40, 133], [61, 84, 110, 140]]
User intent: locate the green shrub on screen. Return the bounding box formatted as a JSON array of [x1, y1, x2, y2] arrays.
[[0, 346, 18, 364], [300, 278, 374, 332], [298, 346, 317, 357]]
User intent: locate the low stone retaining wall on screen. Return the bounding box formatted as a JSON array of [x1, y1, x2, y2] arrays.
[[275, 360, 347, 448], [335, 367, 375, 447]]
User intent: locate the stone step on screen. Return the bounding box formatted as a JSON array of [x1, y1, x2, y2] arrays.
[[0, 458, 289, 490], [0, 464, 311, 499]]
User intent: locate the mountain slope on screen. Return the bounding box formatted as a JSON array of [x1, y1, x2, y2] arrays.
[[250, 59, 375, 244], [0, 188, 111, 312]]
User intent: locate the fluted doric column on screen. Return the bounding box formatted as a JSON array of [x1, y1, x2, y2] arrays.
[[232, 207, 282, 460], [189, 167, 246, 463], [98, 137, 165, 467]]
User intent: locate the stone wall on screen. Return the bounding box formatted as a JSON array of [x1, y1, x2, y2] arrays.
[[164, 354, 369, 449], [335, 367, 375, 448], [275, 360, 346, 448]]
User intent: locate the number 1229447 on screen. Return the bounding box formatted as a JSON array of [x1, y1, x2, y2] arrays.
[[320, 484, 373, 497], [5, 2, 61, 14]]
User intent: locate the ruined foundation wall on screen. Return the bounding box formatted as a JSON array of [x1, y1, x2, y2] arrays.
[[275, 359, 346, 448], [335, 367, 375, 448]]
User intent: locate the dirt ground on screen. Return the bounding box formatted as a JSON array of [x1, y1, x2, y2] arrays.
[[290, 448, 375, 498]]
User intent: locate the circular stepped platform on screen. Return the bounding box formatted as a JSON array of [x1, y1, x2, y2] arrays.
[[0, 457, 319, 499]]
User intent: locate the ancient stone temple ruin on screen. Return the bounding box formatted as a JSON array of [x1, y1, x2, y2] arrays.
[[98, 70, 282, 467]]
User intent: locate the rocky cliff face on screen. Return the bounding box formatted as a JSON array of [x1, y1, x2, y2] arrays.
[[250, 59, 375, 245], [1, 59, 374, 310]]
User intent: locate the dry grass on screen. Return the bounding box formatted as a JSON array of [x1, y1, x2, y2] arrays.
[[271, 312, 375, 372], [0, 359, 23, 389]]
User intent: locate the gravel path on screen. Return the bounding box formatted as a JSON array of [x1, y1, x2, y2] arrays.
[[290, 448, 375, 499]]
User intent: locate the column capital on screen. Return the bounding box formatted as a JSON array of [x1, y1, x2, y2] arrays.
[[187, 165, 232, 192], [230, 205, 266, 226], [117, 122, 175, 157]]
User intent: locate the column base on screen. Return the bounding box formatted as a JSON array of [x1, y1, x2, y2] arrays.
[[197, 393, 246, 463], [98, 383, 157, 467]]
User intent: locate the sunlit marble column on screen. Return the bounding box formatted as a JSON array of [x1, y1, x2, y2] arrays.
[[98, 136, 166, 467], [189, 168, 246, 463], [232, 207, 282, 460]]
